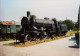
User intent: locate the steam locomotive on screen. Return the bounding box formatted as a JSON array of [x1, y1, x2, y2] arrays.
[[16, 11, 68, 42]]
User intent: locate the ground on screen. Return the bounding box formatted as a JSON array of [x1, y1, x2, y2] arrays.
[[0, 36, 79, 56]]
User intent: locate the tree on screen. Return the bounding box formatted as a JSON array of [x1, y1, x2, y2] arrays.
[[52, 18, 56, 21], [0, 22, 2, 35], [75, 21, 79, 28], [58, 20, 63, 24], [30, 14, 36, 19], [62, 19, 75, 30], [0, 22, 2, 28]]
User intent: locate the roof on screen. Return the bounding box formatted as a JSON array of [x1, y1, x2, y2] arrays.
[[1, 21, 21, 25]]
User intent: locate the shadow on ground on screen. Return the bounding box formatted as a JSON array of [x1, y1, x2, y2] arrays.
[[69, 37, 79, 48]]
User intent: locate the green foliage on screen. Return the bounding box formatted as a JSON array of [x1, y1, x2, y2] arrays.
[[73, 28, 79, 31], [52, 18, 56, 21], [3, 35, 68, 47], [73, 30, 79, 33], [0, 22, 2, 28], [62, 19, 75, 30], [52, 34, 55, 39], [0, 22, 2, 24], [0, 37, 13, 41], [74, 20, 79, 31], [65, 30, 74, 37], [52, 18, 78, 30], [13, 37, 16, 40], [58, 20, 63, 24], [30, 14, 36, 19], [75, 21, 79, 28]]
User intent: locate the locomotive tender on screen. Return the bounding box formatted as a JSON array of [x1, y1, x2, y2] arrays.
[[16, 11, 68, 42]]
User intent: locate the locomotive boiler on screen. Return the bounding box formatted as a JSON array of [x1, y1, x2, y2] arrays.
[[16, 11, 68, 42]]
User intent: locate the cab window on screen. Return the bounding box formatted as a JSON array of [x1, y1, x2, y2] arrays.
[[16, 25, 20, 28], [8, 25, 10, 28]]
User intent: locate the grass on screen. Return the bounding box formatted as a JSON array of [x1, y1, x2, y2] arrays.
[[0, 37, 13, 41], [73, 30, 79, 34], [0, 36, 16, 41], [65, 30, 74, 37], [3, 30, 74, 47], [3, 36, 66, 47]]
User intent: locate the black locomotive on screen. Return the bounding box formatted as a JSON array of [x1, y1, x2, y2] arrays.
[[16, 11, 68, 42]]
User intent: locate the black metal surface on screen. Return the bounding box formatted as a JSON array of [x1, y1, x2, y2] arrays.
[[16, 11, 68, 42]]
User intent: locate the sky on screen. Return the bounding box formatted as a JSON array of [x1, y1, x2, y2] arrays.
[[0, 0, 80, 22]]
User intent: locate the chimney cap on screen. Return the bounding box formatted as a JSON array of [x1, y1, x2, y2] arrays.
[[27, 11, 30, 13]]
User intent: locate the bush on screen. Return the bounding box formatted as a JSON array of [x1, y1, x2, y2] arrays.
[[73, 28, 79, 31], [52, 34, 55, 39]]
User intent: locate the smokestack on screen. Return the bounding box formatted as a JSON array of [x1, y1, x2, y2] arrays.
[[44, 17, 49, 20], [27, 11, 30, 17]]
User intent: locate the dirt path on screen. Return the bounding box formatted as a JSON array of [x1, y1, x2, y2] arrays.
[[0, 36, 79, 56]]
